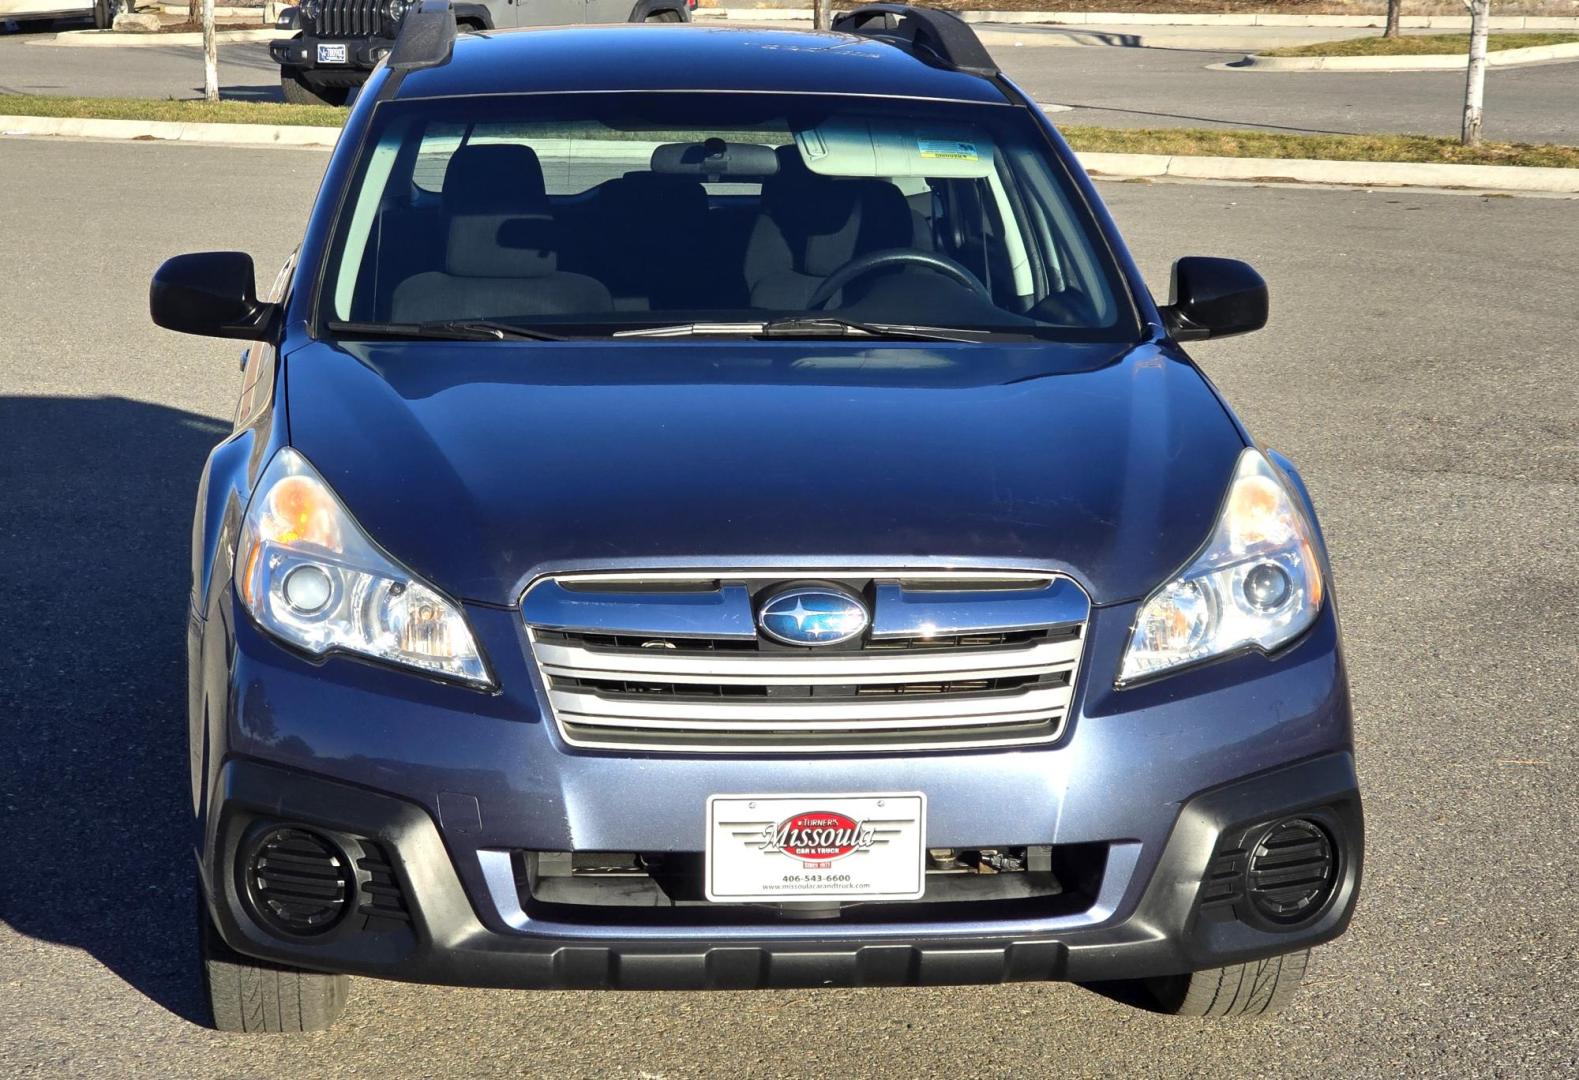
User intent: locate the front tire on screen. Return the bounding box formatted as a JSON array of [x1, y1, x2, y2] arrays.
[[279, 67, 350, 106], [1140, 949, 1311, 1017], [200, 890, 351, 1033], [93, 0, 114, 30]]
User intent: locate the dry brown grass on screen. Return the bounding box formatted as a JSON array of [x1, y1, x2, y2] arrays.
[[4, 96, 1576, 170], [1261, 31, 1579, 55]]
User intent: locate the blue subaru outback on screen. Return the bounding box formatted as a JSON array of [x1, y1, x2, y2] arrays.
[[153, 2, 1362, 1032]]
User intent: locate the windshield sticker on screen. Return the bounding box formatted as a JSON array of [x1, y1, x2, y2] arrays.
[[917, 138, 979, 162]]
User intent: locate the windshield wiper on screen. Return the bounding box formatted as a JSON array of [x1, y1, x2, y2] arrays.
[[612, 322, 762, 339], [759, 317, 990, 343], [326, 319, 563, 341], [613, 318, 988, 343]]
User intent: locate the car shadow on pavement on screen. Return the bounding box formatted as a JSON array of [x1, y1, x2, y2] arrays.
[[990, 27, 1143, 48], [1, 17, 89, 35], [218, 84, 288, 103], [0, 394, 230, 1026], [1049, 101, 1358, 138]]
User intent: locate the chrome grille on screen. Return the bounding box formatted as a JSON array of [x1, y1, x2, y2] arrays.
[[521, 571, 1089, 754]]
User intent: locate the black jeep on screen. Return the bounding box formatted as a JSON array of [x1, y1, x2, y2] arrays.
[[271, 0, 691, 105]]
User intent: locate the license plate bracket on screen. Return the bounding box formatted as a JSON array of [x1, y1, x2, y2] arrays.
[[705, 793, 926, 902]]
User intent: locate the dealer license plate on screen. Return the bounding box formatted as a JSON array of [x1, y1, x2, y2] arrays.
[[317, 43, 348, 64], [705, 793, 926, 902]]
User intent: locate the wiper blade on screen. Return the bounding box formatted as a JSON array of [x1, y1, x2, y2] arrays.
[[326, 319, 563, 341], [612, 318, 988, 343], [612, 322, 762, 339], [758, 317, 989, 343]]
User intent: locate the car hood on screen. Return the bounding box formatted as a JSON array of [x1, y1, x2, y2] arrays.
[[283, 339, 1245, 607]]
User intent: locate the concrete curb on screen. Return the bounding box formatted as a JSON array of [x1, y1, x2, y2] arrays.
[[1225, 39, 1579, 70], [3, 113, 1577, 194], [1224, 40, 1579, 71], [156, 2, 283, 15], [37, 27, 288, 46], [0, 114, 340, 147], [699, 8, 1579, 30], [1079, 151, 1579, 192]]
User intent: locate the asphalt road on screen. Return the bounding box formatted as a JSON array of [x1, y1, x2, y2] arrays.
[[2, 22, 1578, 143], [0, 31, 286, 102], [1018, 42, 1579, 144], [1, 137, 1576, 1078]]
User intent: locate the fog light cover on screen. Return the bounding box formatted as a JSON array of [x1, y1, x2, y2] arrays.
[[244, 827, 351, 936], [1246, 818, 1337, 925]]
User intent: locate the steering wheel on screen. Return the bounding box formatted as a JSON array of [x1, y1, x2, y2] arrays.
[[805, 248, 992, 310]]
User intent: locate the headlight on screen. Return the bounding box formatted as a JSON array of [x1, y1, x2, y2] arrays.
[[384, 0, 406, 20], [301, 0, 321, 20], [235, 448, 492, 688], [1118, 448, 1324, 684]]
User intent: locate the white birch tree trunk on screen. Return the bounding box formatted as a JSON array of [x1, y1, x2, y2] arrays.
[[1461, 0, 1490, 145], [202, 0, 219, 102]]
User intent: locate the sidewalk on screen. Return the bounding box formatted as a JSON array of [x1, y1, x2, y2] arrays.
[[694, 13, 1391, 50], [699, 7, 1579, 30], [5, 113, 1576, 194], [1225, 39, 1579, 71], [696, 11, 1579, 51]]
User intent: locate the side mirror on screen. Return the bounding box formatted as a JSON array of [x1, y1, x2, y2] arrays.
[[150, 252, 281, 341], [1162, 257, 1267, 342]]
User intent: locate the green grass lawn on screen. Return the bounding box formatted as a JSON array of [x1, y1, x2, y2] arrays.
[[0, 93, 345, 128], [3, 94, 1577, 170], [1261, 31, 1579, 57]]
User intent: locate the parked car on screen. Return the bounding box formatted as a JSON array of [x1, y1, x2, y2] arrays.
[[270, 0, 693, 105], [0, 0, 114, 30], [154, 2, 1363, 1033]]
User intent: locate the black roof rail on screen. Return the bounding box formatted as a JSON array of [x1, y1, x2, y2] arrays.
[[387, 0, 457, 72], [830, 4, 998, 78]]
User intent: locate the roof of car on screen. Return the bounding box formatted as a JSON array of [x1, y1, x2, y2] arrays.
[[394, 25, 1012, 105]]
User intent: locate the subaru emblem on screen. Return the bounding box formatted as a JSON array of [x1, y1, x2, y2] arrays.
[[756, 586, 870, 647]]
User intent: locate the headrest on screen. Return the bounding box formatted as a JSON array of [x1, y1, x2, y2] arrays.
[[760, 144, 885, 227], [650, 139, 779, 179], [758, 157, 913, 276], [445, 215, 558, 278], [441, 143, 547, 214], [603, 172, 709, 220]]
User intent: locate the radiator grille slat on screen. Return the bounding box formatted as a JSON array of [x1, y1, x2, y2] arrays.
[[535, 636, 1080, 685], [522, 572, 1090, 754], [313, 0, 394, 38]]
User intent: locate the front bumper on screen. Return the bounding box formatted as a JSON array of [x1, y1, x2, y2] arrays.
[[270, 34, 393, 75], [193, 567, 1361, 988], [201, 752, 1362, 989]]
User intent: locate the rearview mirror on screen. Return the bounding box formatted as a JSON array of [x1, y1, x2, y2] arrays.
[[1162, 257, 1268, 342], [150, 252, 281, 341]]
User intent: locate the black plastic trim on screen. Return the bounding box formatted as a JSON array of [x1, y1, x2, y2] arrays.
[[831, 5, 998, 78], [627, 0, 689, 21], [271, 33, 397, 74], [200, 752, 1362, 988], [450, 2, 492, 30], [386, 0, 457, 71]]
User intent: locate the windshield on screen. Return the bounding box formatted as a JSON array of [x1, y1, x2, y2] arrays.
[[317, 92, 1138, 342]]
